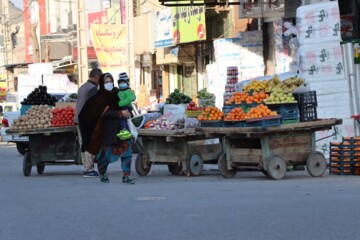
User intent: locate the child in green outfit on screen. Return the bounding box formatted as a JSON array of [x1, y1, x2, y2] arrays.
[[116, 72, 136, 140]]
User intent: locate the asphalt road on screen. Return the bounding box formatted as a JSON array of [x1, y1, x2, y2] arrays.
[[1, 142, 360, 240]]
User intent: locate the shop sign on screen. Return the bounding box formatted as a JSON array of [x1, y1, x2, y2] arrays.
[[90, 24, 128, 73], [155, 8, 173, 48], [155, 6, 206, 48], [88, 10, 106, 45], [172, 6, 206, 44], [0, 80, 6, 102]]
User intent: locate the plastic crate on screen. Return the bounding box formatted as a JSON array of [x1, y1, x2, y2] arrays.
[[267, 103, 299, 123], [299, 104, 317, 122], [185, 110, 203, 118], [20, 104, 33, 115], [200, 120, 223, 127], [223, 121, 245, 128], [241, 102, 257, 113], [222, 105, 234, 114], [245, 116, 281, 128], [293, 91, 317, 106], [282, 119, 299, 124]]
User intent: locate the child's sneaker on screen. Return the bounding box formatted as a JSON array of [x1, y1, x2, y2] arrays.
[[122, 175, 135, 184], [117, 130, 132, 140]]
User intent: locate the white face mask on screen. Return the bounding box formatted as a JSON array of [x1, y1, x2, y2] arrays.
[[104, 82, 114, 91]]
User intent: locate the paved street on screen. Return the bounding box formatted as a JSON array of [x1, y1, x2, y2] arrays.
[[1, 142, 360, 240]]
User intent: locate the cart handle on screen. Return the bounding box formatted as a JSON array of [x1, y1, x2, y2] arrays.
[[315, 126, 338, 142]]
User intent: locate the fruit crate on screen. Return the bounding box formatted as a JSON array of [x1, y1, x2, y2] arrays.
[[293, 91, 317, 106], [200, 120, 223, 128], [222, 105, 235, 114], [267, 103, 299, 123], [245, 116, 281, 128], [330, 167, 352, 175], [223, 121, 245, 128], [241, 102, 258, 113], [282, 119, 299, 124], [299, 104, 317, 122], [353, 163, 360, 175], [185, 110, 203, 118]]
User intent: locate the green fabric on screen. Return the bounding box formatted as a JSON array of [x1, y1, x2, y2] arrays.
[[117, 89, 135, 107]]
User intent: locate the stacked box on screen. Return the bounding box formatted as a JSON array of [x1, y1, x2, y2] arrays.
[[293, 91, 317, 122], [329, 137, 360, 175], [223, 67, 239, 104]]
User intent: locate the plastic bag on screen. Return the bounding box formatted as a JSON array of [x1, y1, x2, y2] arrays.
[[128, 118, 138, 142], [198, 94, 216, 108], [185, 118, 201, 128]]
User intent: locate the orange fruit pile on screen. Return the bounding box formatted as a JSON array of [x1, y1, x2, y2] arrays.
[[224, 108, 246, 121], [225, 91, 269, 105], [197, 106, 224, 121], [244, 104, 278, 120]]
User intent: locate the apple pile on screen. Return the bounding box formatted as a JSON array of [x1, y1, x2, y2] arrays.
[[263, 89, 297, 104], [186, 101, 202, 111]]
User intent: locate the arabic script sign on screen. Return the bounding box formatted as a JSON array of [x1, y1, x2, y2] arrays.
[[90, 24, 127, 73]]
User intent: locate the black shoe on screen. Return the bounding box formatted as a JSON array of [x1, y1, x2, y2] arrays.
[[122, 176, 135, 184], [100, 174, 109, 183], [83, 170, 99, 178]]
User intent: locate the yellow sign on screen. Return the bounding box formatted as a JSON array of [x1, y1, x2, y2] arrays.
[[172, 6, 206, 44], [0, 80, 6, 102], [90, 24, 128, 73]]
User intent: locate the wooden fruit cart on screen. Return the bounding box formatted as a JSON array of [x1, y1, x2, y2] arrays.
[[136, 128, 222, 176], [199, 119, 342, 180], [6, 126, 80, 176]]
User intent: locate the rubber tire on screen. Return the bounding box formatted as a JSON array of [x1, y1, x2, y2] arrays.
[[36, 163, 45, 174], [306, 151, 327, 177], [266, 155, 286, 180], [187, 153, 203, 176], [168, 164, 182, 175], [135, 153, 150, 176], [217, 152, 237, 178], [16, 142, 28, 156], [23, 152, 32, 177]]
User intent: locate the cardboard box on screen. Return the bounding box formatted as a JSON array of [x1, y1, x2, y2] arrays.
[[55, 102, 77, 109]]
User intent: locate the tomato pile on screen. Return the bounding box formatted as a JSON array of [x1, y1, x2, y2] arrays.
[[51, 106, 75, 127]]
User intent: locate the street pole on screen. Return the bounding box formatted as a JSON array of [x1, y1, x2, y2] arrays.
[[127, 0, 135, 90], [2, 0, 14, 92], [75, 0, 88, 86]]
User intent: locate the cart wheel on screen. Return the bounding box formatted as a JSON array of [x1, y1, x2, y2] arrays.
[[168, 164, 182, 175], [135, 153, 150, 176], [266, 155, 286, 180], [16, 142, 28, 156], [36, 163, 45, 174], [187, 152, 203, 176], [23, 152, 32, 177], [217, 152, 237, 178], [306, 151, 327, 177]]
